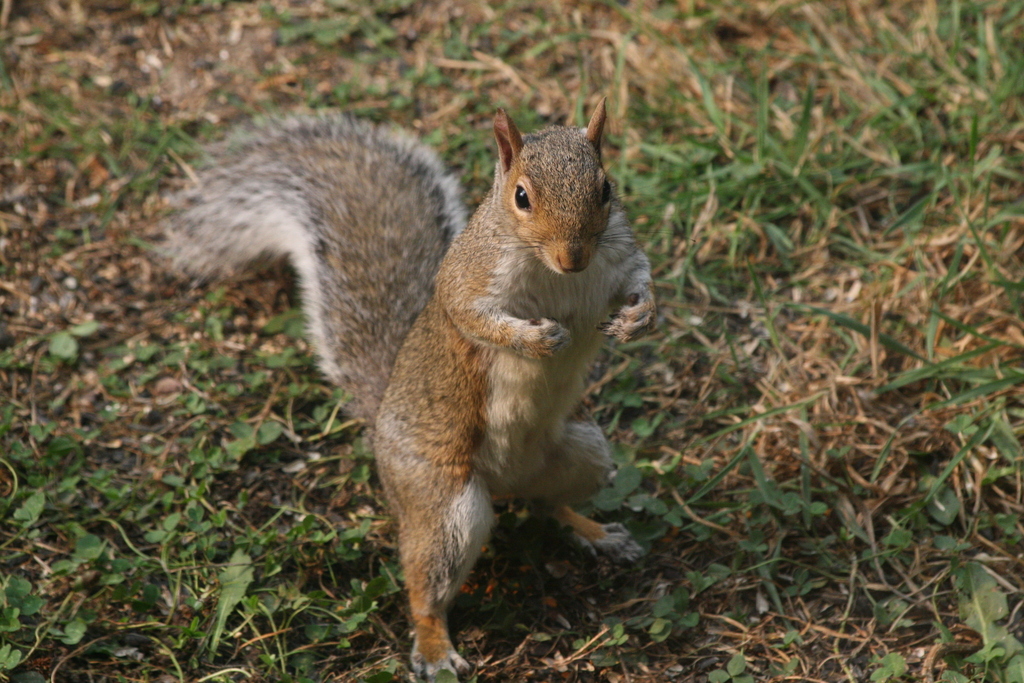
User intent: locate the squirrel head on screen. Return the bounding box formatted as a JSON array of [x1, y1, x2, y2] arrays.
[[492, 99, 614, 275]]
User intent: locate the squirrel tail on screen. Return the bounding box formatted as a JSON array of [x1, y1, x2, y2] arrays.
[[164, 114, 467, 422]]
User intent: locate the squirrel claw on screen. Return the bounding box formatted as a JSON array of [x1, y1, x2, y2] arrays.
[[412, 647, 472, 682], [515, 317, 570, 358], [575, 522, 645, 564], [602, 294, 656, 342]]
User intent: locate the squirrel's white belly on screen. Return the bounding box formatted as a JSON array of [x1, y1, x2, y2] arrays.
[[476, 247, 627, 496], [477, 268, 612, 495], [478, 330, 604, 496]]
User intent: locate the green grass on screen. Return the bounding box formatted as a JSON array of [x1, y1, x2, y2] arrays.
[[1, 1, 1023, 682]]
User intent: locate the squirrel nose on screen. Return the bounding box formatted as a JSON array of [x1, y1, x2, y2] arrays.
[[557, 253, 587, 273]]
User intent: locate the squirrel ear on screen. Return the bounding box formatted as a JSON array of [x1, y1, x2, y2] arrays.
[[585, 97, 607, 153], [493, 109, 524, 175]]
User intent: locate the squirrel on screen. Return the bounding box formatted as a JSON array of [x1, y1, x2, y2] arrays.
[[165, 99, 656, 681]]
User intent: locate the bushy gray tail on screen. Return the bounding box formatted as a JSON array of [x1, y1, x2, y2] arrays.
[[164, 114, 467, 422]]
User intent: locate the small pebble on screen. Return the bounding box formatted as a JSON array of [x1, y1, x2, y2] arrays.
[[153, 377, 183, 396]]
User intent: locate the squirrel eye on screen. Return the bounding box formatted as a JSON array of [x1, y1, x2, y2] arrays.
[[601, 179, 612, 203], [514, 185, 531, 210]]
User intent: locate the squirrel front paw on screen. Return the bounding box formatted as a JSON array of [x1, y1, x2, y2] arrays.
[[513, 317, 570, 358], [600, 291, 656, 342]]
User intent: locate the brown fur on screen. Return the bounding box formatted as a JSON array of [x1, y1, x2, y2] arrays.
[[553, 505, 610, 543], [375, 100, 653, 680]]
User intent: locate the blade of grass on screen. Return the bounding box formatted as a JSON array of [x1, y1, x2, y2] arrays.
[[927, 372, 1024, 411], [931, 308, 1024, 349], [883, 190, 934, 237], [791, 78, 816, 166], [748, 261, 783, 352], [208, 550, 254, 657], [871, 414, 917, 483], [875, 342, 1001, 393], [691, 393, 826, 450], [746, 446, 784, 510], [755, 66, 768, 166], [924, 421, 994, 504], [788, 304, 926, 361], [687, 444, 752, 506]]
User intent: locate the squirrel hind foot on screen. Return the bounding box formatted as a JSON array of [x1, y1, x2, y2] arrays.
[[411, 646, 472, 682], [579, 522, 644, 564], [552, 506, 644, 564]]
